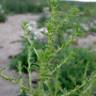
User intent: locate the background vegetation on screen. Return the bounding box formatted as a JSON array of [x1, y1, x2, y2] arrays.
[[0, 0, 48, 13], [0, 4, 6, 22]]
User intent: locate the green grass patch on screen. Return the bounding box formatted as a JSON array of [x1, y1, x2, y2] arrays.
[[0, 0, 47, 13]]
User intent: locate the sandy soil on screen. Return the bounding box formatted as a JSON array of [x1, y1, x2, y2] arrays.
[[0, 14, 40, 96], [77, 33, 96, 49]]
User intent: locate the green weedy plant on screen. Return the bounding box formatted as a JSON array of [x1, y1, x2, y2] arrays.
[[10, 21, 44, 73], [0, 4, 6, 22], [1, 0, 96, 96], [16, 1, 96, 96]]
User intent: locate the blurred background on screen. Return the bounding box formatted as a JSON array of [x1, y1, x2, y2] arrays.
[[0, 0, 96, 96]]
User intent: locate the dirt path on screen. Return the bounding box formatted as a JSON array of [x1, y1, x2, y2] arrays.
[[0, 14, 40, 96]]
